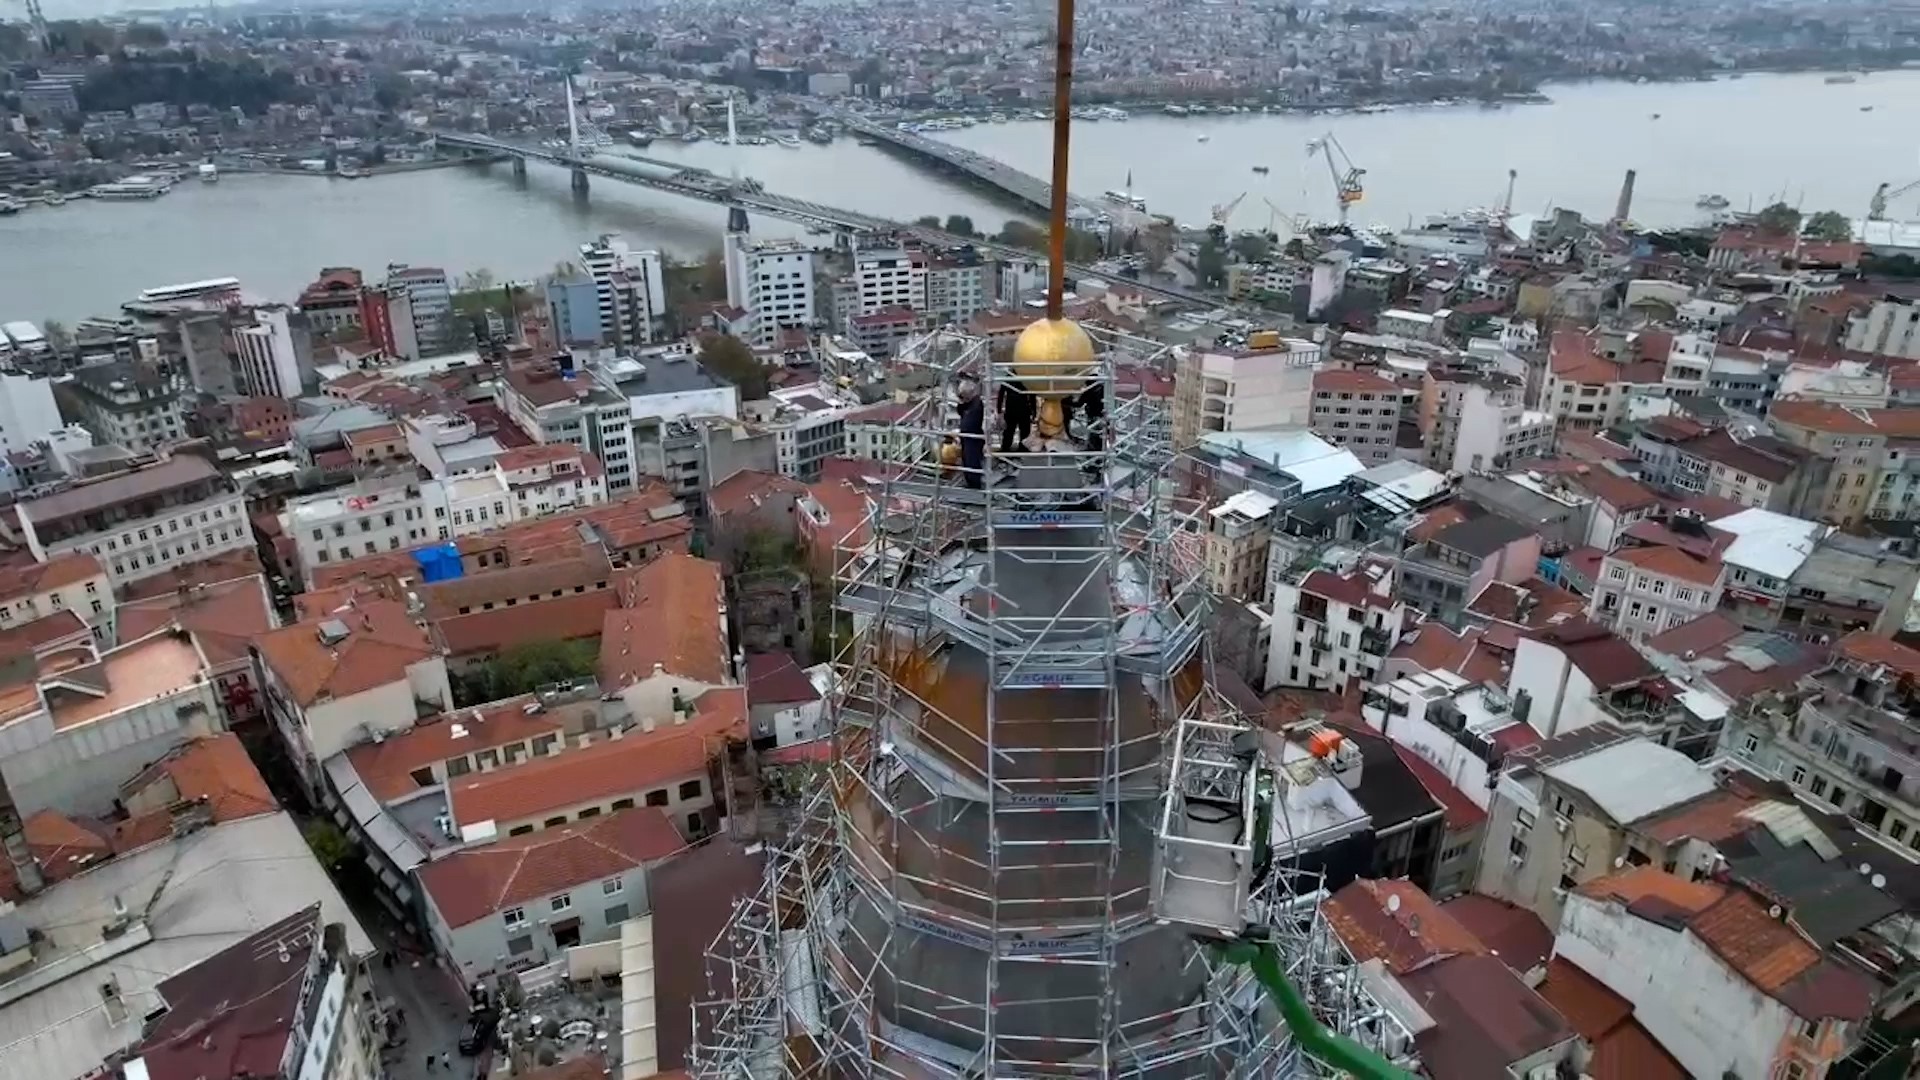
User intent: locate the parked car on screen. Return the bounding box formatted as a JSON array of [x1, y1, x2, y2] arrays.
[[458, 1009, 496, 1056]]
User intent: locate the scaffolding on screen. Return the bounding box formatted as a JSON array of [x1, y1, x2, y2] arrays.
[[693, 326, 1409, 1079]]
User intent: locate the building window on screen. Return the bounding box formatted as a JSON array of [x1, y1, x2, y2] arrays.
[[603, 877, 623, 895], [503, 907, 526, 929], [611, 797, 635, 810], [544, 815, 567, 828], [1790, 765, 1807, 786], [645, 790, 669, 807], [551, 895, 572, 914], [510, 824, 534, 837], [1810, 776, 1828, 797], [1740, 733, 1759, 755], [678, 779, 703, 801], [507, 935, 533, 955], [605, 904, 629, 924]]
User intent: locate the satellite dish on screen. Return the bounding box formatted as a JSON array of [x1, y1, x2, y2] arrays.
[[1387, 894, 1402, 914], [1860, 863, 1874, 876], [1613, 856, 1625, 868], [1768, 905, 1783, 919], [1872, 874, 1887, 889]]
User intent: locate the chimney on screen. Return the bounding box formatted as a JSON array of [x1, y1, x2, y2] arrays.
[[641, 711, 657, 734], [1612, 169, 1637, 225]]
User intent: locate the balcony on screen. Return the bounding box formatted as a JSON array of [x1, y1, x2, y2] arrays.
[[1359, 626, 1392, 655]]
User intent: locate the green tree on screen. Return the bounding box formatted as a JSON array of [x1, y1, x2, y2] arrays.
[[372, 73, 412, 112], [998, 219, 1046, 248], [914, 215, 942, 229], [1195, 238, 1228, 288], [1064, 228, 1102, 263], [943, 214, 977, 237], [453, 638, 599, 705], [1802, 210, 1852, 242], [460, 267, 496, 292], [699, 332, 768, 400], [1753, 201, 1801, 235], [1140, 225, 1173, 272], [304, 820, 356, 870], [122, 22, 168, 47], [1231, 232, 1273, 263]]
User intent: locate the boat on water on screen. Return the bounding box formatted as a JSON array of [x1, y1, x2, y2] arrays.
[[1696, 194, 1731, 210], [1196, 133, 1210, 143], [89, 175, 172, 200], [43, 193, 65, 206], [198, 163, 218, 183], [1862, 105, 1875, 112], [1826, 74, 1857, 85], [627, 131, 654, 147], [773, 133, 802, 148], [0, 196, 23, 215], [1251, 165, 1270, 174]]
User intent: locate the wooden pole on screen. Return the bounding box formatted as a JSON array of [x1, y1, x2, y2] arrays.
[[1045, 0, 1076, 320]]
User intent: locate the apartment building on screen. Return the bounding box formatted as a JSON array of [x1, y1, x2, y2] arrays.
[[232, 305, 307, 398], [1845, 295, 1920, 359], [1721, 633, 1920, 856], [1398, 514, 1541, 623], [1204, 490, 1276, 602], [1475, 727, 1716, 929], [595, 348, 738, 488], [1767, 400, 1920, 526], [1307, 369, 1402, 466], [580, 235, 666, 348], [14, 451, 251, 588], [0, 552, 111, 636], [852, 244, 925, 316], [68, 361, 187, 455], [384, 264, 453, 354], [1543, 331, 1661, 434], [1171, 333, 1322, 449], [1452, 380, 1554, 475], [295, 266, 367, 333], [500, 356, 641, 495], [922, 252, 991, 326], [1587, 544, 1725, 641], [1264, 555, 1405, 693], [723, 235, 817, 348], [495, 443, 607, 517], [283, 477, 450, 580], [742, 383, 856, 481]]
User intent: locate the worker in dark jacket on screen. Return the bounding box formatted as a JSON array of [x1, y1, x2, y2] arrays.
[[1078, 380, 1106, 453], [956, 378, 986, 489], [997, 377, 1034, 454]]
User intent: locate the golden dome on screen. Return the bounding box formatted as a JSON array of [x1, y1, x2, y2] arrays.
[[1009, 317, 1095, 396]]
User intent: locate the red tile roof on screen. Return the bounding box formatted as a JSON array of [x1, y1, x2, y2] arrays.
[[707, 469, 806, 520], [132, 905, 327, 1080], [1769, 399, 1920, 438], [117, 575, 276, 668], [1392, 746, 1487, 829], [344, 697, 568, 802], [744, 651, 819, 707], [1400, 953, 1577, 1078], [255, 599, 437, 706], [600, 554, 729, 688], [1536, 957, 1688, 1080], [1313, 369, 1400, 395], [1528, 619, 1657, 689], [437, 589, 617, 657], [1834, 630, 1920, 681], [418, 808, 689, 928], [449, 688, 745, 830], [1325, 878, 1487, 974], [0, 551, 106, 601], [1438, 893, 1554, 974], [1606, 544, 1723, 588]]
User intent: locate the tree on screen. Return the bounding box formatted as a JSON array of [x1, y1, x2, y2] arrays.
[[304, 820, 355, 870], [914, 215, 942, 229], [1231, 232, 1273, 263], [998, 219, 1046, 249], [1195, 238, 1228, 288], [453, 638, 599, 705], [460, 268, 496, 292], [943, 214, 977, 237], [1803, 210, 1852, 241], [1753, 201, 1801, 236], [699, 332, 768, 400], [1140, 225, 1173, 272]]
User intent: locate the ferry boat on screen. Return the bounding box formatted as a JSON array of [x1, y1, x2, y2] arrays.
[[627, 130, 654, 148], [89, 175, 172, 200], [1252, 165, 1270, 174], [1696, 194, 1731, 210], [1196, 133, 1210, 143], [1102, 189, 1148, 210], [1825, 74, 1857, 85], [198, 163, 219, 183], [773, 133, 801, 148]]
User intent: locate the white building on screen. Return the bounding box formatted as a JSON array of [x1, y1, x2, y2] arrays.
[[283, 477, 451, 580], [1171, 334, 1322, 449], [724, 235, 817, 349], [1452, 381, 1555, 475], [14, 453, 251, 588], [744, 382, 857, 481], [1587, 545, 1725, 641], [0, 551, 111, 636], [384, 265, 452, 354], [582, 234, 666, 348], [1845, 295, 1920, 359], [1307, 369, 1402, 466], [853, 245, 924, 316], [232, 305, 305, 399], [495, 443, 608, 518], [1264, 556, 1406, 693], [0, 371, 63, 457]]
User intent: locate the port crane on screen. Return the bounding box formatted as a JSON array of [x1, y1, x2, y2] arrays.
[[1209, 190, 1247, 239], [1870, 178, 1920, 221], [1306, 132, 1366, 226], [5, 0, 49, 52], [1263, 196, 1306, 241]]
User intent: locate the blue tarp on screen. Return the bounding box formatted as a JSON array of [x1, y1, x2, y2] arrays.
[[413, 543, 464, 583]]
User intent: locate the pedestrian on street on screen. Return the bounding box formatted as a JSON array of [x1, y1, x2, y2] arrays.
[[383, 950, 395, 970], [425, 1052, 437, 1071]]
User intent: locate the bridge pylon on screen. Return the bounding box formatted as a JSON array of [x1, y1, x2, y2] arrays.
[[571, 166, 590, 196]]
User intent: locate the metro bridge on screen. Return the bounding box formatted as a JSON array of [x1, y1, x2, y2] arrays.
[[431, 130, 1228, 311]]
